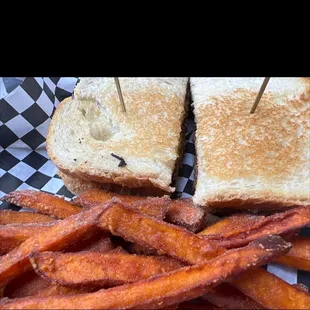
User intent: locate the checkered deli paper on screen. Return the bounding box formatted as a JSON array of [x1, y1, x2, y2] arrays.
[[0, 77, 309, 289]]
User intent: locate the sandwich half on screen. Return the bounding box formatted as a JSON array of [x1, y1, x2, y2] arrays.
[[191, 78, 310, 210], [47, 78, 189, 195]]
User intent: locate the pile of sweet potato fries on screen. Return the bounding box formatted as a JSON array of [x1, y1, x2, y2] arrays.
[[0, 189, 309, 309]]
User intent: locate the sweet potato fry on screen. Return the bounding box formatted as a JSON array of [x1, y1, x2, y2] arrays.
[[0, 210, 53, 225], [0, 196, 170, 255], [0, 201, 114, 287], [99, 203, 224, 264], [193, 212, 310, 308], [165, 199, 205, 232], [0, 199, 173, 257], [199, 212, 310, 272], [0, 223, 57, 255], [0, 224, 115, 255], [199, 207, 310, 249], [125, 197, 170, 220], [35, 284, 92, 297], [2, 190, 169, 221], [199, 213, 301, 240], [98, 203, 310, 309], [202, 283, 262, 309], [1, 190, 82, 219], [232, 267, 310, 309], [4, 270, 92, 299], [199, 214, 263, 236], [4, 234, 115, 298], [274, 236, 310, 271], [74, 190, 205, 231], [0, 236, 291, 309], [30, 251, 183, 288], [72, 189, 143, 208]]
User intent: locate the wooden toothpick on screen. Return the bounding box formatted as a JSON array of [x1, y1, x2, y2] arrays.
[[114, 77, 126, 113], [250, 77, 270, 114]]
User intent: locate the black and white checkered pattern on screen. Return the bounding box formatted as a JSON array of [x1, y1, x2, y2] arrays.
[[0, 77, 78, 202], [0, 77, 309, 289], [172, 118, 196, 198]]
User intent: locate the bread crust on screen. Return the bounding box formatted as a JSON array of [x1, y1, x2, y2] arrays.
[[57, 170, 170, 197], [198, 194, 310, 212], [57, 170, 101, 196]]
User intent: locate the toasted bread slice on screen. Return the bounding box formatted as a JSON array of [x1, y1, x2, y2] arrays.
[[47, 78, 188, 194], [191, 78, 310, 210]]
